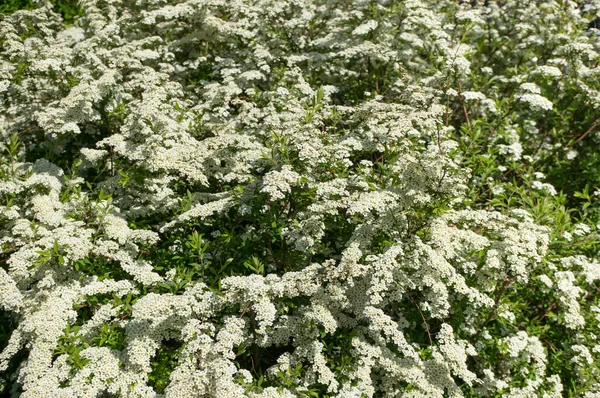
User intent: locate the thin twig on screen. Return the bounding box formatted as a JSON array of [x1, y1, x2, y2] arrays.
[[445, 95, 450, 127], [409, 295, 433, 347], [239, 305, 250, 319], [538, 301, 557, 322], [457, 82, 472, 133], [577, 118, 600, 143], [473, 276, 516, 338]]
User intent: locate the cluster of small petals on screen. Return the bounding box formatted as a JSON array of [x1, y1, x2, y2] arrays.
[[260, 165, 301, 201], [555, 271, 586, 329], [0, 0, 598, 395]]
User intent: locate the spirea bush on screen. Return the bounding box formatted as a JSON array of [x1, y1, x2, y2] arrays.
[[1, 0, 600, 396]]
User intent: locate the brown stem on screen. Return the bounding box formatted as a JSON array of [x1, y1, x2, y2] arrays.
[[409, 295, 433, 347], [538, 301, 557, 322], [250, 309, 259, 374], [577, 118, 600, 143], [239, 305, 250, 319], [458, 82, 472, 134], [445, 95, 450, 127], [474, 276, 516, 337]]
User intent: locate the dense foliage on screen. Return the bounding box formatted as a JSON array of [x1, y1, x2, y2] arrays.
[[1, 0, 600, 396]]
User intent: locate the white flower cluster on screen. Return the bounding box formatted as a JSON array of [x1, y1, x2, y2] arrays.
[[0, 0, 599, 396], [260, 165, 301, 201]]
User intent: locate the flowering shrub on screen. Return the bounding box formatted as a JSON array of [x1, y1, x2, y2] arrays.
[[1, 0, 600, 396]]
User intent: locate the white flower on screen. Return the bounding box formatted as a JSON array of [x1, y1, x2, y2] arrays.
[[537, 65, 562, 78], [532, 181, 557, 196], [538, 274, 553, 288], [517, 93, 553, 111], [520, 83, 542, 94], [0, 0, 597, 395], [498, 142, 523, 161], [573, 223, 591, 237], [571, 345, 593, 366], [491, 185, 505, 195], [260, 165, 301, 201], [566, 149, 578, 160], [462, 91, 486, 101], [352, 20, 378, 36]]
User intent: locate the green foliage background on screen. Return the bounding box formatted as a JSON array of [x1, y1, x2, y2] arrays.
[[0, 0, 82, 23]]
